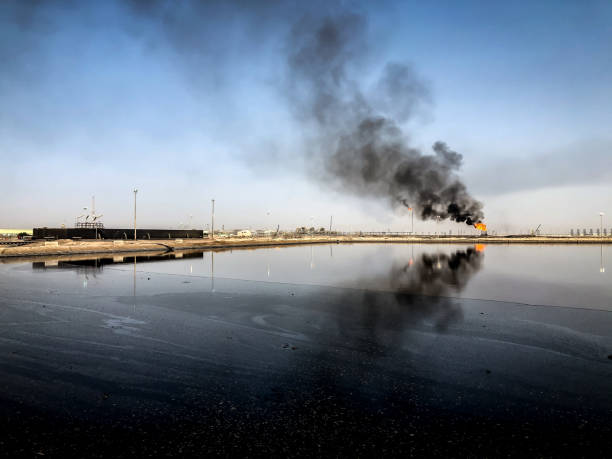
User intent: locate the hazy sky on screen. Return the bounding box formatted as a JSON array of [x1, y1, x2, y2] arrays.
[[2, 0, 611, 234]]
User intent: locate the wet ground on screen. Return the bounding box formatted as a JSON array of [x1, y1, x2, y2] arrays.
[[0, 244, 611, 456]]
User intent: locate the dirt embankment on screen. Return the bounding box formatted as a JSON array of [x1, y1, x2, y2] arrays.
[[0, 237, 334, 258], [1, 235, 612, 258]]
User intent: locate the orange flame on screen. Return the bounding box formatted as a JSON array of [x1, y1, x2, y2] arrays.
[[474, 222, 487, 232]]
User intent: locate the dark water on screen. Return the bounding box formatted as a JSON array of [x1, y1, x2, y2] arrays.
[[0, 244, 611, 456]]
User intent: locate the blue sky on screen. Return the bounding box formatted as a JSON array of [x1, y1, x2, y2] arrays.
[[1, 0, 611, 234]]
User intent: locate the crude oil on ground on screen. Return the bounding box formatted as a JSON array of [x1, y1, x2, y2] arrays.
[[0, 244, 611, 456]]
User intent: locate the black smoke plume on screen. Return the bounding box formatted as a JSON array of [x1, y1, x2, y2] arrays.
[[285, 13, 484, 224], [3, 1, 484, 225]]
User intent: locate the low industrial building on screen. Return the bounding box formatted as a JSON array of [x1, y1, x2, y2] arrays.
[[33, 227, 203, 240]]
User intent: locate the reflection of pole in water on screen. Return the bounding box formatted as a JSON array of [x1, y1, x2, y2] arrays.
[[330, 244, 333, 258], [310, 245, 315, 270], [409, 243, 414, 267], [132, 257, 137, 313], [211, 251, 215, 292], [601, 245, 605, 273], [267, 263, 270, 278]]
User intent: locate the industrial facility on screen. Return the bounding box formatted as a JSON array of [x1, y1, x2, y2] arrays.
[[32, 227, 203, 240]]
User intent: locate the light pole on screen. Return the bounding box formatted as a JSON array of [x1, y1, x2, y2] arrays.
[[600, 212, 604, 238], [211, 199, 215, 240], [133, 189, 138, 240], [408, 206, 414, 234]]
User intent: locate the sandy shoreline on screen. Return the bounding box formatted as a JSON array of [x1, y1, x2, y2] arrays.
[[1, 235, 612, 258]]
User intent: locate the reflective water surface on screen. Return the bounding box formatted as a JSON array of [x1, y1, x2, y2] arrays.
[[0, 243, 611, 456], [11, 243, 611, 309]]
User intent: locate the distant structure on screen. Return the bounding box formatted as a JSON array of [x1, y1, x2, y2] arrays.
[[0, 228, 32, 240], [76, 196, 104, 229], [33, 227, 203, 240], [34, 195, 204, 240]]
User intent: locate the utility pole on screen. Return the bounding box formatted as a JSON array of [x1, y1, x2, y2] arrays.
[[92, 195, 96, 240], [329, 215, 333, 234], [133, 189, 138, 240], [211, 199, 215, 240]]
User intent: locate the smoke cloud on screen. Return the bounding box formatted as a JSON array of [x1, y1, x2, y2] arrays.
[[285, 13, 485, 224], [2, 2, 485, 226]]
